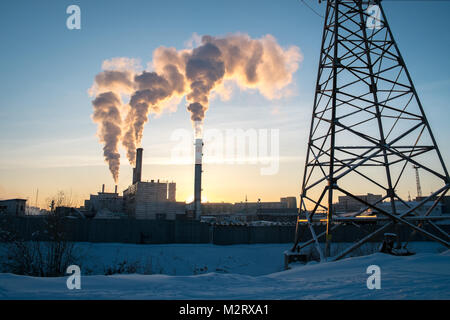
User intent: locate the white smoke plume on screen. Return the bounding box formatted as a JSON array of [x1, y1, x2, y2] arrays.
[[124, 68, 184, 163], [91, 92, 122, 183], [90, 33, 301, 182]]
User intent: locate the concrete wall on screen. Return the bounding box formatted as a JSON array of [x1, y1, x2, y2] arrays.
[[1, 216, 448, 245]]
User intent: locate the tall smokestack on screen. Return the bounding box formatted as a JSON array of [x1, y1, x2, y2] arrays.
[[115, 185, 118, 194], [134, 147, 143, 184], [102, 184, 105, 193], [194, 139, 203, 219]]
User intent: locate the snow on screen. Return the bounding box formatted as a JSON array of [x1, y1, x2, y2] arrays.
[[67, 243, 291, 276], [0, 242, 449, 299]]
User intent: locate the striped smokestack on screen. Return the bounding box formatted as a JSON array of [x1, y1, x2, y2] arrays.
[[194, 138, 203, 219]]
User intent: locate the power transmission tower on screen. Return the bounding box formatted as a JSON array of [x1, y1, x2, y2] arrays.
[[292, 0, 449, 261], [413, 165, 423, 199]]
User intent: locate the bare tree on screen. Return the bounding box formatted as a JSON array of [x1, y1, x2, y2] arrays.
[[0, 191, 79, 276]]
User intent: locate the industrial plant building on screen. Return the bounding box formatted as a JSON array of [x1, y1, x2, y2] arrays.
[[123, 179, 184, 220], [123, 148, 185, 220], [84, 185, 124, 218], [82, 148, 185, 220], [0, 199, 27, 216]]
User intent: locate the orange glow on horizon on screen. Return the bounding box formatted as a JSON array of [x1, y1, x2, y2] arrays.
[[185, 195, 209, 204]]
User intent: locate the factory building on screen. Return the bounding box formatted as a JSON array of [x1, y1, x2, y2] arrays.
[[84, 184, 124, 218], [81, 148, 184, 220], [123, 179, 184, 219], [168, 182, 176, 202], [280, 197, 297, 209], [123, 148, 185, 220], [0, 199, 27, 216]]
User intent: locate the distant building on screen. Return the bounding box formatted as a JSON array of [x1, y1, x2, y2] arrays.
[[280, 197, 297, 209], [230, 197, 298, 222], [334, 193, 383, 213], [332, 192, 448, 217], [190, 197, 299, 222], [254, 210, 298, 223], [233, 200, 287, 214], [168, 182, 176, 202], [84, 185, 124, 218], [374, 200, 443, 216], [123, 180, 185, 220], [416, 195, 450, 214], [202, 202, 233, 215], [0, 199, 27, 216], [440, 196, 450, 214]]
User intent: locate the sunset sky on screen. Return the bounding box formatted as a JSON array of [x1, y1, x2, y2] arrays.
[[1, 0, 450, 208]]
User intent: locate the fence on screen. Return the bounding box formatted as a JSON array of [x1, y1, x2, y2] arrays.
[[1, 216, 448, 245]]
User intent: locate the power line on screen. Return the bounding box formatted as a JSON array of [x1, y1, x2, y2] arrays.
[[299, 0, 324, 18]]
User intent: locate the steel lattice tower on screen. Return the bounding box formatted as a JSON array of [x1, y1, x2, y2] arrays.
[[292, 0, 450, 261]]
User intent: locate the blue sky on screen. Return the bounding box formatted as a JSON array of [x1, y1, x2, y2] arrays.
[[0, 0, 449, 207]]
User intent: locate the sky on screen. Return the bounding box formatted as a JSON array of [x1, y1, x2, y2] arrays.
[[0, 0, 450, 208]]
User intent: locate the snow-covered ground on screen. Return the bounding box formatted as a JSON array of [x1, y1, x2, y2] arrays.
[[0, 242, 449, 299], [72, 243, 292, 276]]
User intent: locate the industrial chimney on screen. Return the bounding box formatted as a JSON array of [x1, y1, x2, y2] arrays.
[[132, 148, 143, 185], [194, 139, 203, 219]]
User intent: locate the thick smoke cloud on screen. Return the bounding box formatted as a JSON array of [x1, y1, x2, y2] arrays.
[[90, 33, 301, 182], [124, 70, 183, 164], [185, 42, 225, 134], [205, 34, 301, 99], [92, 92, 122, 183], [94, 70, 135, 94]]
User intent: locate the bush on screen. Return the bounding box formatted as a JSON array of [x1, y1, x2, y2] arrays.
[[0, 212, 79, 277], [104, 260, 139, 275]]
